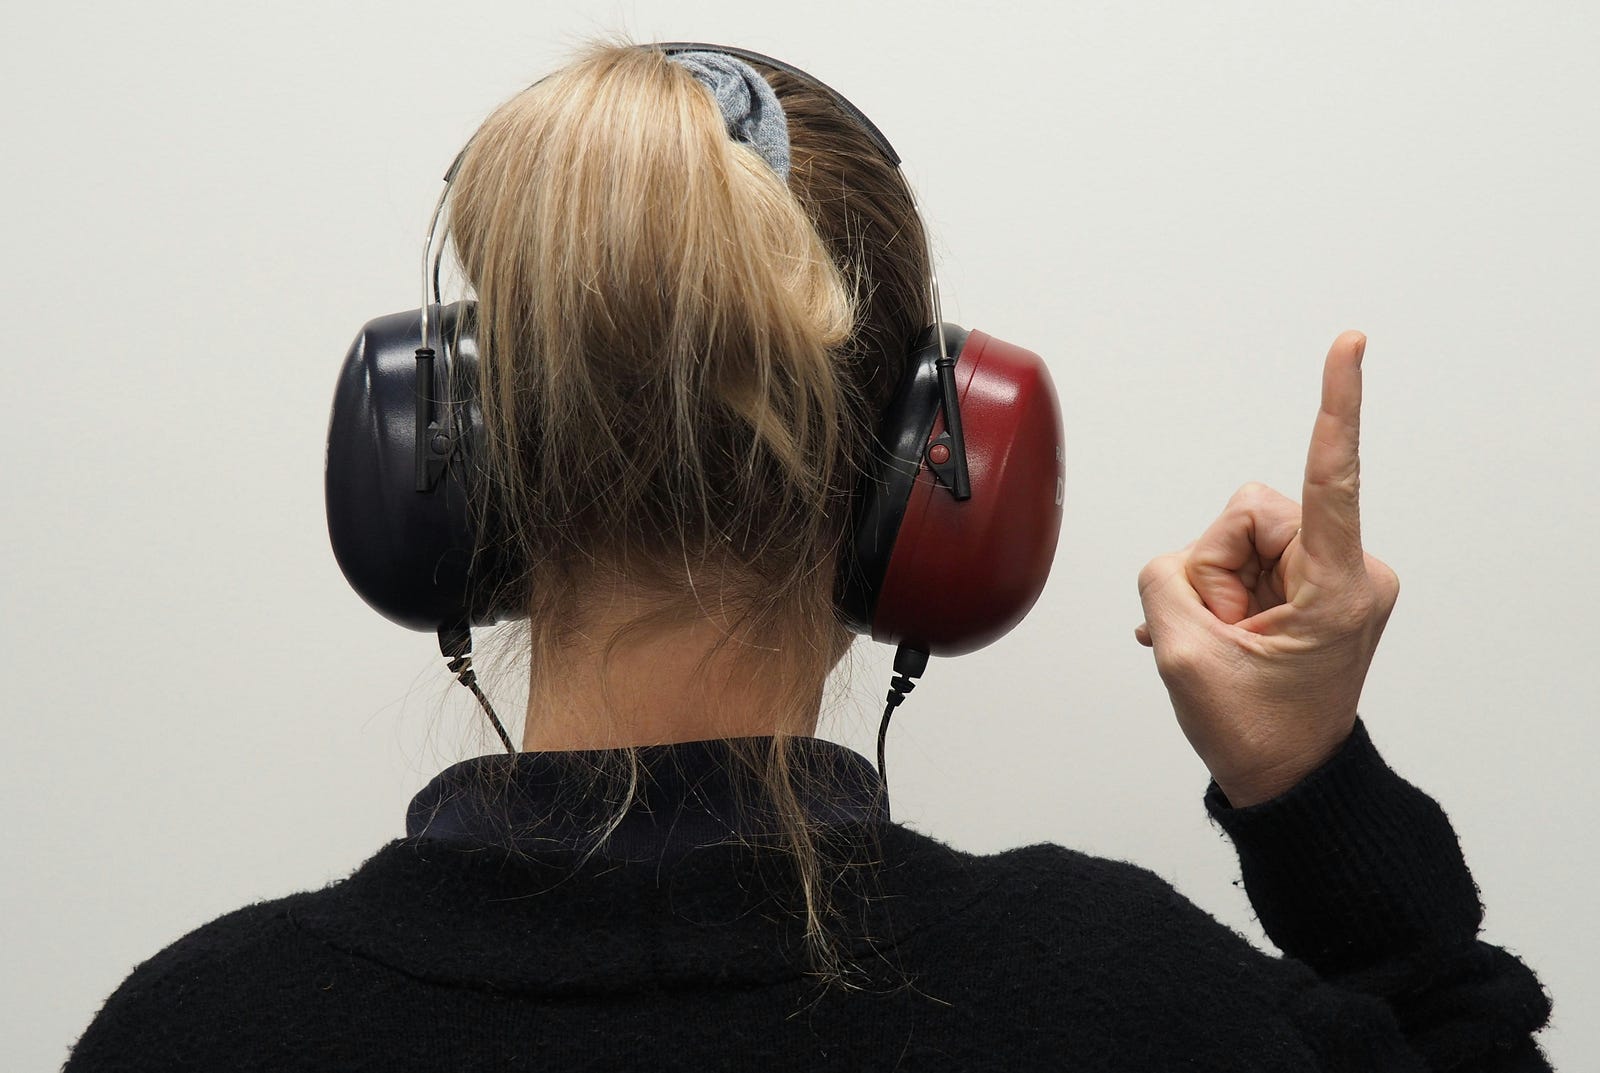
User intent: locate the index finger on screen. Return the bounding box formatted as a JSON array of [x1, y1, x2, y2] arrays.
[[1300, 330, 1368, 571]]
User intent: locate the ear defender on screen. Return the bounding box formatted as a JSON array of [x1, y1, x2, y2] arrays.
[[327, 309, 1063, 656], [837, 325, 1064, 657], [325, 303, 505, 634]]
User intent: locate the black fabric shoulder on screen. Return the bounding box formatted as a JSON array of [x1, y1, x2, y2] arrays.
[[880, 839, 1423, 1069], [63, 894, 321, 1071]]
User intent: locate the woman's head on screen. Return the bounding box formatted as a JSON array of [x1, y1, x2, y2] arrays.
[[448, 41, 930, 691]]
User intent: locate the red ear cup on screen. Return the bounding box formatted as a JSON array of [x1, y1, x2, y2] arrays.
[[870, 331, 1064, 656]]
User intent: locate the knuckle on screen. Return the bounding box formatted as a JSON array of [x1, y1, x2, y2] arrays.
[[1307, 465, 1361, 496], [1380, 572, 1400, 611], [1137, 555, 1174, 594], [1230, 482, 1296, 519], [1154, 641, 1205, 678], [1367, 556, 1401, 603], [1335, 591, 1380, 630]]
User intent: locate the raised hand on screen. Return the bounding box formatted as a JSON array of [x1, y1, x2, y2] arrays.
[[1134, 331, 1401, 807]]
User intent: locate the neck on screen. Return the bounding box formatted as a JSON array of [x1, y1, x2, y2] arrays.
[[520, 597, 840, 752]]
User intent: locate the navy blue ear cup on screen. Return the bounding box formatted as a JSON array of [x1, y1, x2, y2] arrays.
[[325, 303, 511, 631]]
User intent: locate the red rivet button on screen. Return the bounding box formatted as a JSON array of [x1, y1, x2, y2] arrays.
[[928, 443, 951, 465]]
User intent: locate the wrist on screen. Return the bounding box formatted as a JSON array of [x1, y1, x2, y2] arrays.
[[1203, 718, 1485, 972], [1216, 769, 1311, 809], [1212, 725, 1358, 808]]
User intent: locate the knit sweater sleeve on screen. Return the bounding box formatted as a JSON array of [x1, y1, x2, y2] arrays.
[[1204, 718, 1553, 1071]]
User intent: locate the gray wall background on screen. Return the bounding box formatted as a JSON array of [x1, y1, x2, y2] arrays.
[[4, 1, 1593, 1068]]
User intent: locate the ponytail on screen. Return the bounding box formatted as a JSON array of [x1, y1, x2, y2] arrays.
[[445, 40, 928, 986]]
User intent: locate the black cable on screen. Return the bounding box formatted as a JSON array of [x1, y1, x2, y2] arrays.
[[876, 644, 929, 812], [438, 623, 516, 754], [452, 660, 515, 754], [876, 701, 897, 795]]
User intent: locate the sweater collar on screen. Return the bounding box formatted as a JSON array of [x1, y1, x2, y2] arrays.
[[287, 738, 995, 994], [287, 821, 995, 995], [403, 736, 890, 862]]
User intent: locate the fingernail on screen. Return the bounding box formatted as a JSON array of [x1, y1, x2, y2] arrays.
[[1354, 333, 1367, 364]]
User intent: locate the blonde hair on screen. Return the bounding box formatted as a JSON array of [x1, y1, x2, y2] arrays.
[[445, 40, 932, 984]]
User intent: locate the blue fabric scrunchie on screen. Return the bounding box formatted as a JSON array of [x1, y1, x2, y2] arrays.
[[668, 51, 791, 181]]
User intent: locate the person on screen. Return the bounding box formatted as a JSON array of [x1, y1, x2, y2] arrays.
[[64, 40, 1552, 1071]]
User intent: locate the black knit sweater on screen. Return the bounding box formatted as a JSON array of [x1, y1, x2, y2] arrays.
[[63, 719, 1552, 1071]]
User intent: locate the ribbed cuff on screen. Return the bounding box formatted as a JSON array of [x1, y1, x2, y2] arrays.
[[1205, 718, 1484, 975]]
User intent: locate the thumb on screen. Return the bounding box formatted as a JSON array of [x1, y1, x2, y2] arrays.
[[1136, 551, 1213, 650]]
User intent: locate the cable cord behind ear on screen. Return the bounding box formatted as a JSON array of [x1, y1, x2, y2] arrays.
[[876, 643, 929, 818], [438, 623, 516, 754]]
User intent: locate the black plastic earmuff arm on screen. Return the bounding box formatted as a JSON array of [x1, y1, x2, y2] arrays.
[[934, 354, 972, 501], [413, 347, 436, 492], [413, 343, 454, 493]]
